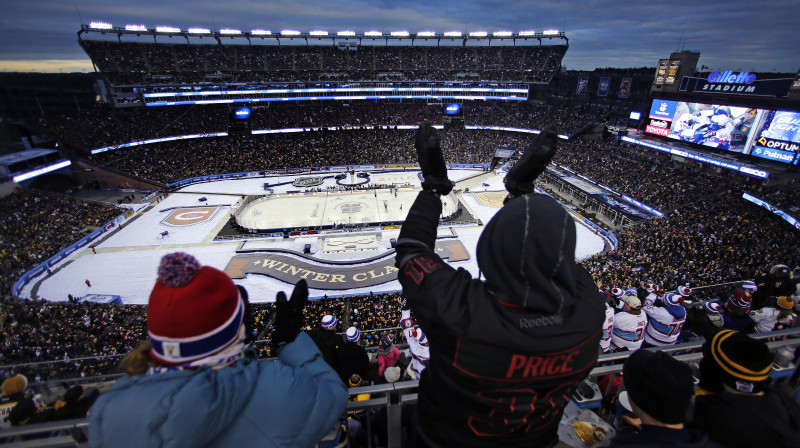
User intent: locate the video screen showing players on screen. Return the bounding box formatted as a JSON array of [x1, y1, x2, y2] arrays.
[[667, 102, 757, 152]]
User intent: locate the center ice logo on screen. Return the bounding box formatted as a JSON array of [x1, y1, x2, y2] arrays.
[[337, 202, 363, 214], [162, 207, 219, 226]]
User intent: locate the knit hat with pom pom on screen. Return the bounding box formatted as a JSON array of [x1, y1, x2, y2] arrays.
[[148, 252, 243, 366]]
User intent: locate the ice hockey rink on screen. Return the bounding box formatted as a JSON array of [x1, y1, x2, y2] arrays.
[[24, 168, 608, 305], [236, 188, 458, 230]]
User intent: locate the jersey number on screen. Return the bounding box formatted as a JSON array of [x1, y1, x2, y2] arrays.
[[467, 381, 577, 437]]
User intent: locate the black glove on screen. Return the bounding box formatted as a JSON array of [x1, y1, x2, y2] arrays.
[[272, 279, 309, 349], [237, 285, 256, 344], [415, 123, 453, 195], [504, 127, 558, 196]]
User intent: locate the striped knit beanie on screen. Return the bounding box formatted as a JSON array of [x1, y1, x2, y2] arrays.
[[321, 315, 338, 330], [703, 330, 774, 393], [346, 326, 360, 342], [148, 252, 244, 366], [741, 280, 757, 291]]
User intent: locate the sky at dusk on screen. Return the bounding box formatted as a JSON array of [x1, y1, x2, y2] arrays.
[[0, 0, 798, 73]]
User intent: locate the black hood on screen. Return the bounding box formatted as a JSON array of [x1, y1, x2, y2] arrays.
[[477, 193, 578, 313]]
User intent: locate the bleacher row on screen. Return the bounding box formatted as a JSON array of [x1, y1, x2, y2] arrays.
[[79, 40, 566, 85], [32, 102, 606, 151]]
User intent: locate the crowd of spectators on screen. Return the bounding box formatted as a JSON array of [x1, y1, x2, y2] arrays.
[[0, 291, 409, 381], [0, 298, 146, 382], [4, 104, 800, 387], [0, 189, 122, 302], [31, 102, 606, 151], [79, 40, 566, 86], [556, 139, 800, 290], [90, 128, 525, 184], [30, 104, 228, 151]]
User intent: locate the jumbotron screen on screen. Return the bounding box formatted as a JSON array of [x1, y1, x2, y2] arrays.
[[645, 99, 800, 164]]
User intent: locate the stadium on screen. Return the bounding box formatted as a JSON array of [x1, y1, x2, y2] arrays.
[[0, 19, 799, 447]]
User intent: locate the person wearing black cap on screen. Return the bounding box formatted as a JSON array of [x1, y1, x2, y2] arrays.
[[689, 329, 800, 447], [336, 326, 372, 384], [609, 350, 719, 447], [395, 124, 604, 447], [752, 264, 795, 310]]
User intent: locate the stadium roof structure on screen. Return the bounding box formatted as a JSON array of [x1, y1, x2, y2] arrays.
[[78, 23, 568, 45]]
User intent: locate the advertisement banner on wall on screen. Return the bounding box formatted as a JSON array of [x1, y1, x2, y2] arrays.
[[576, 76, 589, 95], [597, 77, 610, 96], [618, 77, 632, 98]]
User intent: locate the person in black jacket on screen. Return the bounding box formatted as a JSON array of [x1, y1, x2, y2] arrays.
[[307, 314, 341, 372], [336, 326, 372, 384], [689, 329, 800, 447], [395, 123, 604, 448], [752, 264, 795, 310], [51, 386, 99, 421], [609, 349, 720, 447]]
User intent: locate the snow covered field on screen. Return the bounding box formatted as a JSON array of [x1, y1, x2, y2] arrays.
[[25, 169, 606, 304]]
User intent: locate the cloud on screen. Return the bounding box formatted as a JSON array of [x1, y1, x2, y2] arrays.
[[0, 59, 94, 73], [0, 0, 797, 72]]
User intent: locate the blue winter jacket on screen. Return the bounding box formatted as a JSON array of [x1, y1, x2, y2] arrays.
[[89, 333, 348, 448]]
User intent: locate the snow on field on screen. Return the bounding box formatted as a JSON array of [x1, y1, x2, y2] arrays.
[[24, 169, 606, 305]]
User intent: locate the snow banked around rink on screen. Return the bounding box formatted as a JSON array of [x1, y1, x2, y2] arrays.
[[28, 169, 605, 304]]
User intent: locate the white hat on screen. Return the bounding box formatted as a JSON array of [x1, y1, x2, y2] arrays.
[[346, 326, 360, 342], [384, 366, 401, 383], [321, 315, 337, 330], [622, 293, 641, 310]]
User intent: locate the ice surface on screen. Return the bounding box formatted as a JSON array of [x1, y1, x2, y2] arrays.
[[25, 169, 606, 304]]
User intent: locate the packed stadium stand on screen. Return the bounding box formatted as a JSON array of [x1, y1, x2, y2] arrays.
[[0, 23, 798, 448], [78, 40, 566, 85]]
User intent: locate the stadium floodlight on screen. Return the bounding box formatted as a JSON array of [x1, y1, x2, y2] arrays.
[[493, 30, 513, 37], [250, 29, 272, 35], [280, 29, 301, 36], [391, 31, 410, 37], [187, 28, 211, 34], [13, 160, 71, 183], [89, 21, 113, 30], [416, 31, 436, 37], [518, 30, 537, 36], [443, 31, 462, 37], [219, 28, 241, 35], [337, 30, 356, 36], [309, 30, 329, 36], [469, 31, 488, 37], [364, 31, 383, 37], [155, 26, 181, 33], [542, 29, 559, 35], [125, 24, 148, 32]]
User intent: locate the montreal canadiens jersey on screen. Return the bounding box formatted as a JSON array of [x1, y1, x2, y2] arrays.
[[642, 304, 686, 346], [610, 310, 648, 351], [400, 309, 430, 377]]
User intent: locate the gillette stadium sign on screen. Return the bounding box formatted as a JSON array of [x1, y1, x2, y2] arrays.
[[707, 71, 757, 85], [680, 72, 793, 97]]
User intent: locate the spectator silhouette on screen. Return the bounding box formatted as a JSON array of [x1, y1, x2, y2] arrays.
[[395, 124, 603, 447]]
